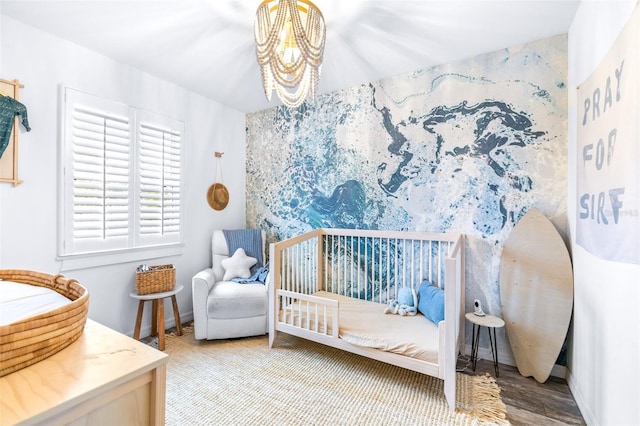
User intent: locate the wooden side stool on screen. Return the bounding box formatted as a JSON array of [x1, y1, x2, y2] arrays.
[[131, 284, 184, 350], [465, 312, 505, 377]]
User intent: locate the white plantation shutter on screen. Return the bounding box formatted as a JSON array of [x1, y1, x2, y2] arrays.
[[139, 122, 182, 239], [61, 87, 184, 259], [72, 105, 130, 241]]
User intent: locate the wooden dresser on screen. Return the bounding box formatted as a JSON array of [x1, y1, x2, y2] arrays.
[[0, 319, 168, 425]]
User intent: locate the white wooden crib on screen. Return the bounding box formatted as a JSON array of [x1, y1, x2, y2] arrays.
[[268, 228, 465, 410]]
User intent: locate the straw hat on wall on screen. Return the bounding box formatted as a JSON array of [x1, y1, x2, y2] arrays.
[[207, 182, 229, 211]]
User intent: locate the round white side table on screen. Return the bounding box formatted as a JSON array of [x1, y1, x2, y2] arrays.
[[465, 312, 505, 377], [130, 284, 184, 351]]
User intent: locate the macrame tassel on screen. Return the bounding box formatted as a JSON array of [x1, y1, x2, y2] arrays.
[[457, 373, 510, 425]]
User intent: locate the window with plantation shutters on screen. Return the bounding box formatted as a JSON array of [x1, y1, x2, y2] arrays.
[[60, 87, 184, 264], [72, 105, 130, 243], [138, 119, 182, 243]]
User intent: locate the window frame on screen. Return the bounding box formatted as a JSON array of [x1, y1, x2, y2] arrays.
[[58, 86, 185, 271]]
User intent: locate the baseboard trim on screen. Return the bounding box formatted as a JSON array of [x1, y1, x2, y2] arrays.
[[566, 367, 595, 426], [464, 343, 567, 379]]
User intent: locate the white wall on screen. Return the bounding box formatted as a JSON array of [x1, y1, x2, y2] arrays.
[[0, 16, 247, 336], [568, 2, 639, 425]]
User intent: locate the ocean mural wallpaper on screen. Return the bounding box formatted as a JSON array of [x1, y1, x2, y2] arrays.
[[246, 35, 568, 324]]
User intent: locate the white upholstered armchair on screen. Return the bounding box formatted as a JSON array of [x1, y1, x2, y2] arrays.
[[191, 229, 269, 340]]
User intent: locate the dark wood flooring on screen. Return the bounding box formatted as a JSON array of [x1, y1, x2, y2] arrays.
[[457, 355, 585, 425]]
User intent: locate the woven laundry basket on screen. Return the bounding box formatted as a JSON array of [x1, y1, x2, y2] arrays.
[[0, 269, 89, 377], [135, 264, 175, 295]]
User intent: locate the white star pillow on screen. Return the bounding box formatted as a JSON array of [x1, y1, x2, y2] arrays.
[[221, 248, 257, 281]]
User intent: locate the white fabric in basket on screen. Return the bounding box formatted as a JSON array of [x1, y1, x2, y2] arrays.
[[0, 280, 71, 326]]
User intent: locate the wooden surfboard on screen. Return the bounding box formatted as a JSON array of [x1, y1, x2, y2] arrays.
[[499, 208, 573, 383]]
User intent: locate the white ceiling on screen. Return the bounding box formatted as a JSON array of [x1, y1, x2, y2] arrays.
[[1, 0, 580, 113]]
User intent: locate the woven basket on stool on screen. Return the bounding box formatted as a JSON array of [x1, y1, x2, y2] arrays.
[[135, 264, 175, 295], [0, 269, 89, 377]]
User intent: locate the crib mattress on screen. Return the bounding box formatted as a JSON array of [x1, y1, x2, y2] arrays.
[[288, 291, 441, 364], [0, 280, 72, 326]]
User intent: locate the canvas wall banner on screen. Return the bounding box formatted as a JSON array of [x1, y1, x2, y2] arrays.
[[576, 4, 639, 265]]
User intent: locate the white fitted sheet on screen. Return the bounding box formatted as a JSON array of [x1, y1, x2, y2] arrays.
[[282, 291, 440, 364], [0, 280, 71, 326]]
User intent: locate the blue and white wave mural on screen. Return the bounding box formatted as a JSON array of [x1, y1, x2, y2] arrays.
[[246, 35, 568, 315]]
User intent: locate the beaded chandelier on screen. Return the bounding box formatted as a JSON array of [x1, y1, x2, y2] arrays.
[[254, 0, 326, 108]]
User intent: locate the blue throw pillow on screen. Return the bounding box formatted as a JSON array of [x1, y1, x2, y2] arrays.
[[417, 280, 445, 324]]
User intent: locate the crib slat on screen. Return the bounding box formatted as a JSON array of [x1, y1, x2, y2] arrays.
[[314, 304, 318, 333], [330, 235, 335, 294], [386, 238, 390, 302], [438, 241, 442, 288], [350, 237, 354, 298], [306, 301, 309, 330], [323, 305, 327, 335], [301, 242, 305, 294], [378, 237, 383, 303]]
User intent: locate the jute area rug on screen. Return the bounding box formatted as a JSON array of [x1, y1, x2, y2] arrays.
[[163, 327, 509, 426]]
